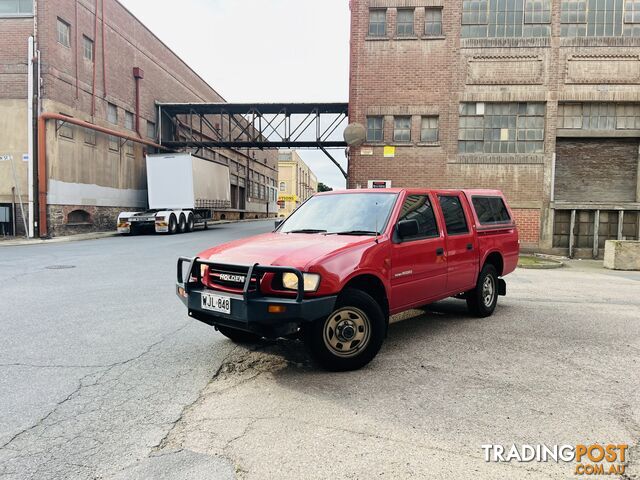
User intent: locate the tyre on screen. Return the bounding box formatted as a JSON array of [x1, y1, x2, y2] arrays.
[[217, 326, 262, 344], [186, 213, 195, 232], [168, 214, 178, 235], [178, 214, 187, 233], [466, 264, 498, 318], [304, 288, 386, 371]]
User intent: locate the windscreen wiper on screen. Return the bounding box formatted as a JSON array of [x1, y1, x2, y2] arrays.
[[328, 230, 379, 236], [286, 229, 328, 234]]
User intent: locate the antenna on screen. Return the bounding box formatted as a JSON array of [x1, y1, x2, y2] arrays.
[[375, 201, 379, 244]]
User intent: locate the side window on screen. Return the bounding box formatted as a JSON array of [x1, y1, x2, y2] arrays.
[[472, 196, 512, 225], [397, 195, 439, 241], [438, 195, 469, 235]]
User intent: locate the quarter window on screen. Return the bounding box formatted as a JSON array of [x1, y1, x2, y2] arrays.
[[57, 18, 70, 47], [397, 195, 439, 240], [425, 8, 443, 36], [396, 9, 415, 36], [438, 195, 469, 235], [394, 116, 411, 143], [369, 9, 387, 36], [366, 116, 384, 142]]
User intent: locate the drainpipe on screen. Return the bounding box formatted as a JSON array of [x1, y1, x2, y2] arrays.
[[101, 0, 107, 97], [37, 112, 168, 238], [133, 67, 144, 136], [91, 0, 99, 116]]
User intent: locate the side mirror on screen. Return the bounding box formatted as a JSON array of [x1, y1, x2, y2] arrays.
[[397, 219, 419, 239], [274, 220, 284, 230]]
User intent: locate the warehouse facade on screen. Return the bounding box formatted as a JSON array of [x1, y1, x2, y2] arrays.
[[0, 0, 277, 238], [349, 0, 640, 257]]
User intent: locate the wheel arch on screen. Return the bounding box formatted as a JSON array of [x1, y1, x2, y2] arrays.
[[483, 251, 504, 276], [341, 273, 389, 319]]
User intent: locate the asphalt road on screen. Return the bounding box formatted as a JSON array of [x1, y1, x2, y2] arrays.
[[1, 223, 639, 479]]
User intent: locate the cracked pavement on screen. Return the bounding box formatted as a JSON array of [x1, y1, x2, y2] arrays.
[[1, 222, 639, 479]]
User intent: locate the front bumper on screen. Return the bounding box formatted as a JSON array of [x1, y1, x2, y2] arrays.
[[176, 257, 337, 338]]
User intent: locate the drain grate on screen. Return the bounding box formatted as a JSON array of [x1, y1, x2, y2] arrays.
[[45, 265, 76, 270]]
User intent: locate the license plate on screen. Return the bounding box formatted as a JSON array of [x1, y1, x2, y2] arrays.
[[201, 292, 231, 314]]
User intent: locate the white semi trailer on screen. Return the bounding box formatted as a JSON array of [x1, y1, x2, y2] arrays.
[[117, 153, 231, 235]]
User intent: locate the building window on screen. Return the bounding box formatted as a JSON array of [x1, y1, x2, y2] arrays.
[[420, 116, 439, 142], [82, 35, 93, 61], [366, 116, 384, 142], [396, 9, 415, 36], [279, 181, 286, 192], [425, 8, 443, 36], [108, 137, 119, 152], [369, 9, 387, 36], [147, 121, 156, 139], [0, 0, 34, 16], [461, 0, 551, 38], [107, 103, 118, 124], [558, 103, 640, 130], [394, 116, 412, 143], [84, 127, 96, 145], [458, 102, 546, 154], [57, 18, 70, 47], [57, 113, 74, 139], [561, 0, 640, 37], [125, 111, 134, 130], [67, 209, 91, 225]]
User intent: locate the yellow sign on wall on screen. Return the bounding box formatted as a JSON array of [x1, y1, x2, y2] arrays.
[[383, 146, 396, 158], [278, 194, 298, 202]]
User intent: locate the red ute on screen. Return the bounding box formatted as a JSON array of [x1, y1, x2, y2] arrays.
[[177, 189, 519, 371]]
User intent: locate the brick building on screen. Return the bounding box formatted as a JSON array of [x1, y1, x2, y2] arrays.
[[0, 0, 277, 238], [349, 0, 640, 257], [277, 150, 318, 217]]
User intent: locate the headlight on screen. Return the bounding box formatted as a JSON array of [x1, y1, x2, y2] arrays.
[[200, 265, 209, 278], [282, 272, 320, 292]]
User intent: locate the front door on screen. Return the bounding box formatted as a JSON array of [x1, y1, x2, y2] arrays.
[[436, 193, 478, 293], [390, 194, 448, 310]]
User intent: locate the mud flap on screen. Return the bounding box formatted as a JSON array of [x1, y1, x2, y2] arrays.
[[497, 279, 507, 296]]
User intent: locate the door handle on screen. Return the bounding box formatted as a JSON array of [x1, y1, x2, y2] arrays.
[[467, 243, 473, 251], [436, 247, 444, 256]]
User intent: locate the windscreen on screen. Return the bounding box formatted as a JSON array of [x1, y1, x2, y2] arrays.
[[279, 193, 398, 235]]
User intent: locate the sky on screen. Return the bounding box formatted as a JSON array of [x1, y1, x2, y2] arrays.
[[120, 0, 351, 189]]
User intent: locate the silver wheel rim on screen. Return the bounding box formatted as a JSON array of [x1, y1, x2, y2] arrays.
[[482, 275, 495, 308], [323, 307, 371, 358]]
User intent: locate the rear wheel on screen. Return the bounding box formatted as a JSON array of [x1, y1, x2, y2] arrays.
[[466, 264, 498, 318], [304, 289, 386, 371], [168, 214, 178, 235], [217, 326, 262, 344], [186, 213, 195, 232]]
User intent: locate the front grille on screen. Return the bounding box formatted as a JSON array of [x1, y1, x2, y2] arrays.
[[205, 266, 262, 292]]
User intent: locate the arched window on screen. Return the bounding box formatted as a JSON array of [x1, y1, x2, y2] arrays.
[[67, 209, 91, 224], [279, 182, 286, 192]]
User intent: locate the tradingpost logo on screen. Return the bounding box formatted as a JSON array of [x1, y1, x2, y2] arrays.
[[482, 443, 629, 475]]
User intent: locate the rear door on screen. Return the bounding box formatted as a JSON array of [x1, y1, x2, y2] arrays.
[[436, 193, 479, 293], [390, 193, 448, 309]]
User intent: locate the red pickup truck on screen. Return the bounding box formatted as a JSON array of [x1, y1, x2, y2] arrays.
[[177, 189, 519, 371]]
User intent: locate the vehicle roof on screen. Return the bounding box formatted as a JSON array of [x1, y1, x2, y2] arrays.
[[316, 188, 505, 196]]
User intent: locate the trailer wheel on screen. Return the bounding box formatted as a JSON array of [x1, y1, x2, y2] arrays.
[[168, 214, 178, 235], [186, 213, 194, 232], [303, 288, 385, 372], [178, 214, 187, 233]]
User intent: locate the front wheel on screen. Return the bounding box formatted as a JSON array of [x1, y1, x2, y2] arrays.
[[304, 289, 386, 371], [466, 264, 498, 318]]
